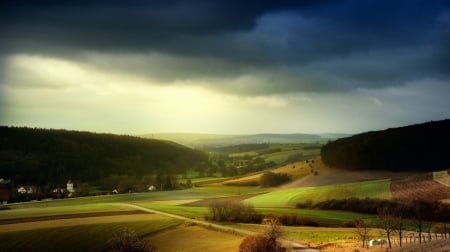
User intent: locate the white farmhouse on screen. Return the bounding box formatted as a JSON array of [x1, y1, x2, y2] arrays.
[[67, 179, 74, 193]]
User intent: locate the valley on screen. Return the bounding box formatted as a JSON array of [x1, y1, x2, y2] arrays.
[[0, 121, 449, 251]]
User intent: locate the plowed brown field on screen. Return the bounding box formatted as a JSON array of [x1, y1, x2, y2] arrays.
[[391, 174, 450, 201]]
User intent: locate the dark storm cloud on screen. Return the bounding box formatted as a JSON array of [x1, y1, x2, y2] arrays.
[[0, 0, 321, 52], [1, 0, 449, 93]]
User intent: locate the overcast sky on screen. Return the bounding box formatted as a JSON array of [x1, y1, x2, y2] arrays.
[[1, 0, 449, 135]]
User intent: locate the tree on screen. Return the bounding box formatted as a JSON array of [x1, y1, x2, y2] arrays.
[[354, 219, 371, 248], [239, 217, 285, 252], [262, 216, 284, 250], [411, 200, 429, 244], [377, 204, 396, 249], [395, 203, 408, 247]]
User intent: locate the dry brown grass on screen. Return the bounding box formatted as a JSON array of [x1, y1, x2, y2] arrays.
[[147, 224, 243, 252]]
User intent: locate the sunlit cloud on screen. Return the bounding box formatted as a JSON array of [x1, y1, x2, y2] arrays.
[[1, 1, 449, 134]]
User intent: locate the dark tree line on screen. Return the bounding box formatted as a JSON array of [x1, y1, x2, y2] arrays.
[[298, 197, 450, 223], [0, 126, 208, 187], [208, 201, 263, 223], [260, 171, 291, 187], [321, 119, 450, 171]]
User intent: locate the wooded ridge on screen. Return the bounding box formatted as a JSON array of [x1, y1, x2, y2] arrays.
[[0, 126, 207, 187], [321, 119, 450, 171]]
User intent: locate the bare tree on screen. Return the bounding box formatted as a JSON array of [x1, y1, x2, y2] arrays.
[[395, 203, 408, 247], [263, 217, 283, 248], [354, 219, 371, 248], [378, 204, 396, 249], [411, 200, 429, 244]]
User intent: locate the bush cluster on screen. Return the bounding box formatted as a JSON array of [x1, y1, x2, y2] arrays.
[[260, 172, 291, 187], [208, 201, 263, 223]]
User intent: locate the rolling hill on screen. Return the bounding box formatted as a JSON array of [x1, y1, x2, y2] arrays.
[[142, 133, 349, 147], [0, 126, 207, 186], [321, 119, 450, 171]]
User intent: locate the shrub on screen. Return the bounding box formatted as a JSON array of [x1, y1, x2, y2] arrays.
[[209, 201, 263, 223], [296, 199, 313, 209], [108, 227, 155, 252], [260, 172, 291, 187], [240, 217, 285, 252], [239, 235, 281, 252]]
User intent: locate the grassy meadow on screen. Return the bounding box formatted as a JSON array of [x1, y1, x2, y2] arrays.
[[243, 179, 391, 207]]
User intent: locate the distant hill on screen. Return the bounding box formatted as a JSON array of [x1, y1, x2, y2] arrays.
[[321, 119, 450, 171], [142, 133, 348, 147], [0, 127, 207, 186]]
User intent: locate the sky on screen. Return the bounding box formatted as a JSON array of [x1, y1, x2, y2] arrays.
[[1, 0, 449, 135]]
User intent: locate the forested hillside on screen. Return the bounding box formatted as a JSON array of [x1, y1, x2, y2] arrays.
[[321, 119, 450, 171], [0, 127, 207, 187]]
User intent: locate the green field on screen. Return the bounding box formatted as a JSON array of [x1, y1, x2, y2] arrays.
[[243, 179, 391, 207], [136, 202, 210, 220], [262, 149, 302, 164]]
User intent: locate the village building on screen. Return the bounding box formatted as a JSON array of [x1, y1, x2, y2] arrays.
[[17, 185, 36, 194], [67, 179, 74, 193]]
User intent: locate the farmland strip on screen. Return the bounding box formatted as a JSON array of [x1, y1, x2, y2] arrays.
[[0, 210, 148, 225]]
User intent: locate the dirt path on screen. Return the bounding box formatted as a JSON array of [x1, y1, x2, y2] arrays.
[[114, 203, 318, 252]]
